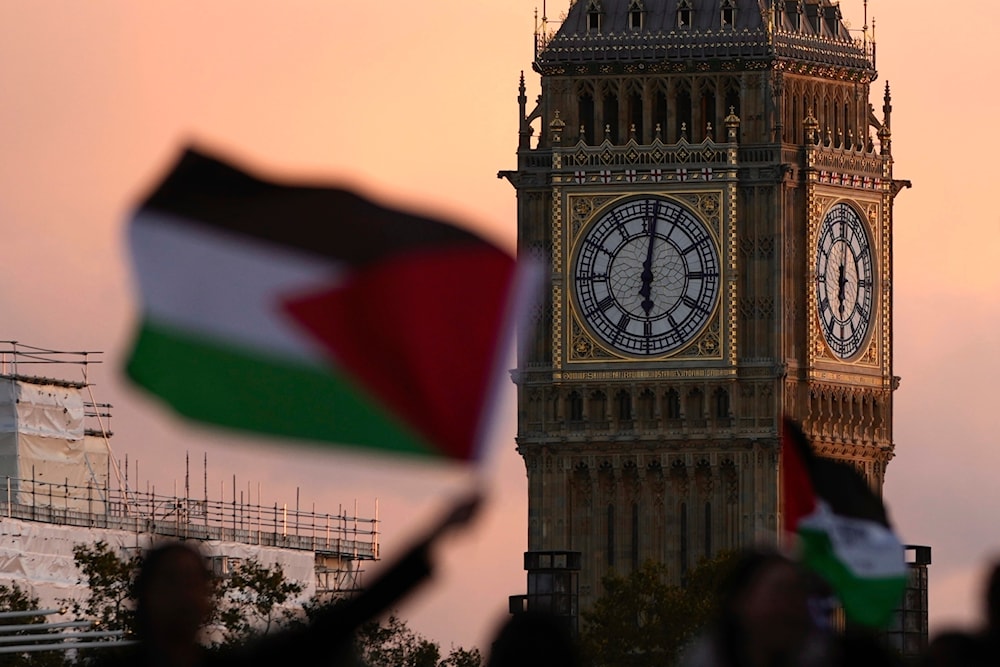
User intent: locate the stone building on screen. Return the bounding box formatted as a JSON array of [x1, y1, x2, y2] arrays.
[[501, 0, 908, 611]]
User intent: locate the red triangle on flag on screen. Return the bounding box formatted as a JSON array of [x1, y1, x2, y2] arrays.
[[281, 245, 515, 461], [781, 417, 818, 533]]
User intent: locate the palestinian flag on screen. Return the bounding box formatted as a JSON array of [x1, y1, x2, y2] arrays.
[[125, 148, 521, 462], [781, 417, 907, 627]]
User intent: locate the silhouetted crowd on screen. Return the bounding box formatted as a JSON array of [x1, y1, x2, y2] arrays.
[[91, 497, 1000, 667]]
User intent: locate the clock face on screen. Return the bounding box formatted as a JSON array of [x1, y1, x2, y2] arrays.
[[573, 196, 720, 356], [815, 202, 875, 359]]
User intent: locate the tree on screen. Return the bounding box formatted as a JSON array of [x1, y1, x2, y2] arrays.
[[213, 558, 304, 645], [580, 551, 739, 667], [61, 542, 482, 664], [63, 542, 307, 649], [62, 542, 141, 637], [0, 584, 68, 667], [356, 615, 441, 667], [439, 646, 483, 667], [354, 615, 482, 667]]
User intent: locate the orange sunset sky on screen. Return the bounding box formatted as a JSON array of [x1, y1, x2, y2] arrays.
[[1, 0, 999, 651]]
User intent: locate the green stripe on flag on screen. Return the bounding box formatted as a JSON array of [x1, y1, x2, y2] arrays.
[[126, 322, 436, 458], [798, 526, 907, 628]]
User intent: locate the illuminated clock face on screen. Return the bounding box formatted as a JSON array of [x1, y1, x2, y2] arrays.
[[815, 202, 876, 359], [573, 197, 720, 356]]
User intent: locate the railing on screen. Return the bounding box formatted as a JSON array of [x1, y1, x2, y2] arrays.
[[1, 476, 378, 561], [0, 341, 111, 435], [0, 610, 134, 654], [0, 341, 99, 384], [535, 26, 872, 71]]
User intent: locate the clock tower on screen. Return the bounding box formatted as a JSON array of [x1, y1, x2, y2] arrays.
[[501, 0, 907, 610]]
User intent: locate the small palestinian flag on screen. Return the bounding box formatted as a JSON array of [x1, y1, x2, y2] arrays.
[[781, 417, 907, 627], [125, 148, 521, 462]]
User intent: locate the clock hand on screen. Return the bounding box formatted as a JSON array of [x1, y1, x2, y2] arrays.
[[638, 206, 658, 315], [837, 261, 847, 316]]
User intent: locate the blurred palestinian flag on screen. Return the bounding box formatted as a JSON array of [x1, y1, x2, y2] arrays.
[[125, 148, 524, 462], [782, 417, 907, 627]]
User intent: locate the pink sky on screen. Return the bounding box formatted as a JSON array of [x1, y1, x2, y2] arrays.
[[1, 0, 998, 651]]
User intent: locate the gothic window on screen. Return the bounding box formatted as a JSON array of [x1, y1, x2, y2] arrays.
[[631, 503, 640, 570], [785, 0, 801, 31], [823, 97, 832, 143], [628, 0, 644, 30], [578, 90, 595, 144], [653, 89, 668, 141], [825, 4, 841, 37], [665, 389, 681, 419], [704, 502, 712, 556], [602, 90, 619, 143], [677, 0, 693, 29], [638, 389, 655, 422], [587, 0, 603, 33], [686, 388, 704, 420], [616, 390, 632, 421], [790, 95, 799, 144], [721, 0, 736, 28], [844, 102, 851, 147], [724, 86, 740, 138], [628, 89, 643, 142], [528, 391, 542, 425], [832, 94, 844, 145], [679, 502, 689, 575], [607, 504, 616, 567], [675, 85, 692, 141], [700, 86, 717, 140], [809, 5, 821, 33], [714, 388, 730, 420], [568, 391, 584, 422], [590, 390, 608, 426]]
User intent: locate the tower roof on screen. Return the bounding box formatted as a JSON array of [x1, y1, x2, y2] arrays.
[[536, 0, 873, 74]]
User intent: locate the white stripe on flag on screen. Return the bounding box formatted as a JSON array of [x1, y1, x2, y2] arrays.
[[131, 211, 344, 363], [798, 502, 906, 579]]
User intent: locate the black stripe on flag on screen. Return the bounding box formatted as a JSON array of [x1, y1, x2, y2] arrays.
[[139, 148, 494, 266]]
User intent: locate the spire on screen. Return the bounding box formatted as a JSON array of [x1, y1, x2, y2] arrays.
[[518, 72, 531, 150], [879, 81, 892, 156]]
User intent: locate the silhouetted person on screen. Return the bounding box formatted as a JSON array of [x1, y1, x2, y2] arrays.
[[681, 549, 825, 667], [831, 630, 902, 667], [132, 541, 215, 667], [95, 492, 482, 667], [486, 611, 580, 667], [920, 630, 989, 667], [984, 560, 1000, 659]]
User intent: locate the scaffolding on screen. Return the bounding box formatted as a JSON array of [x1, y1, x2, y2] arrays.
[[0, 341, 380, 596]]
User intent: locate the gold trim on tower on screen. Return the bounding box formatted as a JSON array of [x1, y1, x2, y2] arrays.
[[562, 189, 734, 364]]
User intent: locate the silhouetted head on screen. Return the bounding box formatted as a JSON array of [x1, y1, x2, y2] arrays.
[[716, 549, 811, 664], [134, 541, 213, 646], [487, 611, 580, 667], [986, 561, 1000, 634], [921, 631, 989, 667]]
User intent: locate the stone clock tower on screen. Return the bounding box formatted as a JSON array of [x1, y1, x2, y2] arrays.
[[501, 0, 908, 610]]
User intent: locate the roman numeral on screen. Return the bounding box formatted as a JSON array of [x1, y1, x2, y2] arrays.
[[681, 295, 707, 312], [681, 238, 709, 255], [584, 239, 611, 255]]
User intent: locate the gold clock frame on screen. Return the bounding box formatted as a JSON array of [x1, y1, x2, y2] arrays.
[[555, 186, 738, 368], [807, 191, 887, 372]]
